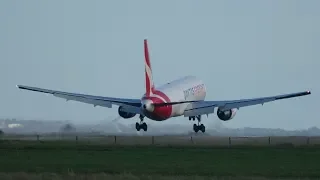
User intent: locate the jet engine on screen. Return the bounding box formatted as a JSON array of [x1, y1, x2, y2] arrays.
[[118, 106, 136, 119], [217, 108, 237, 121]]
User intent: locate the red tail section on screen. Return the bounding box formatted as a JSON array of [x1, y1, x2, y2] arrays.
[[144, 39, 155, 97]]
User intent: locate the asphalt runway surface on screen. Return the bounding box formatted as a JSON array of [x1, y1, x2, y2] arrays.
[[2, 133, 320, 146]]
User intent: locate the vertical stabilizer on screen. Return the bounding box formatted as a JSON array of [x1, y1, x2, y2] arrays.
[[144, 39, 155, 97]]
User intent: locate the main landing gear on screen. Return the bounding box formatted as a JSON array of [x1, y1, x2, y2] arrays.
[[189, 115, 205, 133], [136, 114, 148, 131]]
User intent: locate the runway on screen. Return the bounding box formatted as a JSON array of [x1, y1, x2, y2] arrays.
[[2, 133, 320, 147]]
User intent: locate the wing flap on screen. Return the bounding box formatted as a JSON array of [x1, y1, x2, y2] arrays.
[[184, 105, 215, 117], [217, 97, 274, 111], [53, 94, 112, 108]]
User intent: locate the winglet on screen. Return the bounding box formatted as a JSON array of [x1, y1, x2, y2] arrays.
[[144, 39, 155, 96]]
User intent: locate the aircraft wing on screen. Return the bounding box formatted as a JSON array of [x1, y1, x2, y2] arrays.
[[16, 85, 142, 114], [183, 91, 311, 117]]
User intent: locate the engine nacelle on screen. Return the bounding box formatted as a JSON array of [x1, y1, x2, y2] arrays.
[[118, 106, 136, 119], [217, 108, 237, 121]]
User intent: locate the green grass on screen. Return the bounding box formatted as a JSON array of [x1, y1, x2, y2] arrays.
[[0, 140, 320, 178], [0, 172, 317, 180]]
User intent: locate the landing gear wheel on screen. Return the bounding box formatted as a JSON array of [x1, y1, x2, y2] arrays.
[[141, 122, 148, 131], [192, 115, 206, 133], [200, 124, 205, 133], [135, 122, 141, 131], [193, 124, 199, 133], [189, 116, 196, 121], [136, 115, 148, 132]]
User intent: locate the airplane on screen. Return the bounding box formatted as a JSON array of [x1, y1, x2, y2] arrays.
[[16, 39, 311, 133]]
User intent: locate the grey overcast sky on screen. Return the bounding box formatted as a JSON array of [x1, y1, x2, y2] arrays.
[[0, 0, 318, 130]]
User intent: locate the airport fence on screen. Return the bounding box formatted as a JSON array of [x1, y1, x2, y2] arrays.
[[1, 133, 320, 147]]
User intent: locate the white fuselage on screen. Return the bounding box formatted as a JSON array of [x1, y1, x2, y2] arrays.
[[142, 75, 206, 120]]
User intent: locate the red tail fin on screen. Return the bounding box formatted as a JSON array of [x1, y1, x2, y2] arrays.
[[144, 39, 155, 96]]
